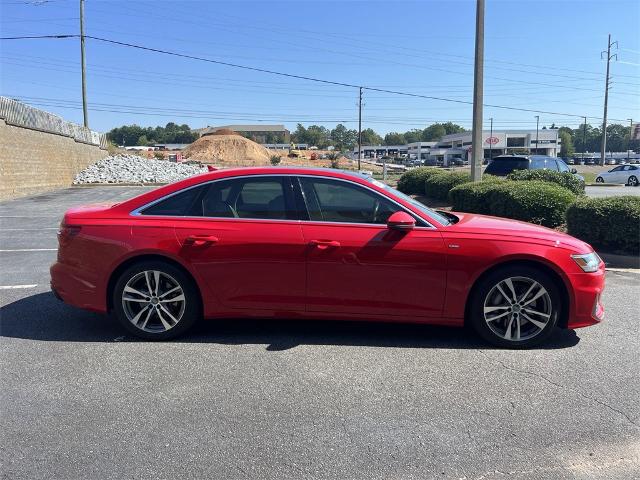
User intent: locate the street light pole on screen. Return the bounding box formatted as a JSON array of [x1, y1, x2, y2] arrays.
[[582, 116, 587, 162], [535, 115, 539, 155], [470, 0, 484, 182], [357, 86, 363, 171], [80, 0, 89, 128]]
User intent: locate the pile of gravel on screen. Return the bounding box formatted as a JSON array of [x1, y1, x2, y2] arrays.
[[73, 154, 208, 184]]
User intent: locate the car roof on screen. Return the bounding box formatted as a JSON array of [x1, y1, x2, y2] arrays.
[[491, 155, 556, 161]]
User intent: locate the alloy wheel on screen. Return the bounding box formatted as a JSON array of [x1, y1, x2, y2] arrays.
[[628, 176, 638, 186], [121, 270, 186, 333], [483, 276, 552, 342]]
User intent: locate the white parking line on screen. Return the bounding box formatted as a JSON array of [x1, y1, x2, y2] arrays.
[[0, 284, 38, 290], [0, 228, 59, 231], [0, 248, 57, 252]]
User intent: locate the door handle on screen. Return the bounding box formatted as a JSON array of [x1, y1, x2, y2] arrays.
[[309, 239, 341, 250], [185, 234, 219, 246]]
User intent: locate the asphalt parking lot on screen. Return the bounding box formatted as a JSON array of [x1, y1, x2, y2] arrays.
[[585, 185, 640, 198], [1, 186, 639, 480]]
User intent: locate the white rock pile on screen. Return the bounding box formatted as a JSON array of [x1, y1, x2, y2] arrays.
[[73, 154, 208, 184]]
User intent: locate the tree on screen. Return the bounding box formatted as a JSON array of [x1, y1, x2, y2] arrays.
[[383, 132, 406, 145], [330, 124, 357, 151], [107, 123, 198, 146], [422, 124, 446, 141], [137, 135, 150, 146], [559, 131, 575, 158], [360, 128, 382, 146], [440, 122, 466, 135], [403, 129, 423, 143]]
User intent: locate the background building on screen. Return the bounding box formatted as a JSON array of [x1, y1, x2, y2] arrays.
[[439, 129, 561, 159]]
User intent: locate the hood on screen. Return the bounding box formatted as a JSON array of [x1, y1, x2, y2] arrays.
[[446, 212, 592, 253]]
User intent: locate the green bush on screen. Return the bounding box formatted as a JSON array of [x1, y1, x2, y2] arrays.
[[424, 171, 471, 200], [566, 196, 640, 255], [269, 154, 282, 165], [397, 167, 443, 194], [507, 169, 585, 195], [449, 179, 503, 214], [449, 180, 575, 228]]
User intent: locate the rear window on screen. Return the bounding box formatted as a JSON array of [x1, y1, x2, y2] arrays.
[[485, 157, 529, 176], [141, 185, 205, 216]]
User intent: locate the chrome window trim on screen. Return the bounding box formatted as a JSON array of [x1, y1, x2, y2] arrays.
[[130, 173, 438, 228]]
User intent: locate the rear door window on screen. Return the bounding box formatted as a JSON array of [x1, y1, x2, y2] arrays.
[[141, 185, 206, 216], [484, 157, 529, 175]]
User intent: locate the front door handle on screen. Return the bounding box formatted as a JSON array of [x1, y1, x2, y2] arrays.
[[309, 239, 341, 250], [185, 234, 219, 246]]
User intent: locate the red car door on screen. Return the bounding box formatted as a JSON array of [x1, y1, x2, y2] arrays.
[[172, 176, 307, 312], [297, 177, 447, 319]]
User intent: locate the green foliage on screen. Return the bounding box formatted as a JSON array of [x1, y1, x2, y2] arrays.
[[566, 196, 640, 255], [449, 180, 575, 228], [396, 167, 443, 194], [424, 171, 471, 200], [153, 151, 164, 160], [559, 130, 575, 158], [383, 132, 406, 145], [269, 155, 282, 166], [107, 123, 198, 146], [507, 169, 585, 195], [360, 128, 383, 146], [330, 124, 357, 151], [291, 124, 332, 148]]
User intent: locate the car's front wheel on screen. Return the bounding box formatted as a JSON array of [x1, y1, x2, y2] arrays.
[[627, 175, 638, 187], [112, 260, 200, 340], [469, 265, 561, 348]]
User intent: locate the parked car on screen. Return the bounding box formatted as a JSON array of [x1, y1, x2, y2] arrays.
[[484, 155, 583, 180], [595, 164, 640, 186], [51, 167, 605, 348]]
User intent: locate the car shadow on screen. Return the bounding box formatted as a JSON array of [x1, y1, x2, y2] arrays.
[[0, 292, 581, 350]]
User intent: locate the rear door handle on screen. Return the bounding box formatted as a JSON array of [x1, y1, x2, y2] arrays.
[[185, 234, 219, 246], [309, 239, 341, 250]]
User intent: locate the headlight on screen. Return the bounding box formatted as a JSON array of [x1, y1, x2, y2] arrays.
[[571, 252, 602, 272]]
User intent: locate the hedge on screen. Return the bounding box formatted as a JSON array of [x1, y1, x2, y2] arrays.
[[424, 171, 471, 200], [507, 169, 585, 195], [449, 180, 576, 228], [566, 196, 640, 255], [397, 167, 444, 194]]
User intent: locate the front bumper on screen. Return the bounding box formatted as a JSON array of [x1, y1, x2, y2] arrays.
[[566, 266, 605, 329]]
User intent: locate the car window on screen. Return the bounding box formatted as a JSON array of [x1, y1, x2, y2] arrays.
[[484, 157, 529, 175], [530, 157, 546, 169], [141, 185, 206, 216], [556, 159, 570, 172], [630, 166, 638, 171], [610, 166, 623, 172], [300, 177, 398, 224], [201, 177, 292, 220]]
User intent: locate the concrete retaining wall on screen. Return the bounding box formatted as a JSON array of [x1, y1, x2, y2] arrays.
[[0, 119, 108, 200]]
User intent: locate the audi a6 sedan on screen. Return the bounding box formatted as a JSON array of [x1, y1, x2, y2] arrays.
[[51, 167, 605, 347]]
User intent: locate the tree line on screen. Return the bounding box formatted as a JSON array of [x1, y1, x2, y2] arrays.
[[106, 121, 638, 155]]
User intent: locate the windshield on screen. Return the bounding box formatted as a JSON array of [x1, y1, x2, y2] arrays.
[[485, 158, 529, 175], [368, 178, 451, 226]]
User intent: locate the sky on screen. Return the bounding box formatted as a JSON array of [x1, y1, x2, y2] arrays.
[[1, 0, 639, 135]]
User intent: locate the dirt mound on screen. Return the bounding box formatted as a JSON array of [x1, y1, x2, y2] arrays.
[[206, 128, 238, 136], [183, 134, 271, 165]]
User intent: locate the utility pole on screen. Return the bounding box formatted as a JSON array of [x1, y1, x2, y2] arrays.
[[80, 0, 89, 128], [600, 34, 617, 166], [489, 117, 493, 161], [535, 115, 539, 155], [582, 116, 587, 162], [470, 0, 484, 182], [629, 118, 633, 163], [357, 86, 363, 171]]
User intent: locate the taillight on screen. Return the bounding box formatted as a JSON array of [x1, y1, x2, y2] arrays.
[[57, 223, 82, 244]]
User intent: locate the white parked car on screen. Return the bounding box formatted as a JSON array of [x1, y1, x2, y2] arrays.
[[595, 165, 640, 186]]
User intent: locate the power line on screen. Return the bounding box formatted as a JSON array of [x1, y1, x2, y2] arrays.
[[0, 33, 636, 122]]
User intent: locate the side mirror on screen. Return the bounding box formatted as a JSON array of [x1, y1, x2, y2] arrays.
[[387, 211, 415, 231], [570, 168, 577, 174]]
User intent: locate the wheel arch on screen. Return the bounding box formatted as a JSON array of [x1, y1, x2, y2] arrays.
[[464, 259, 570, 329], [106, 253, 203, 314]]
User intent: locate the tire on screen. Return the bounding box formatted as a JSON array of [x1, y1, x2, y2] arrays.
[[112, 260, 201, 340], [627, 175, 638, 187], [595, 176, 604, 183], [468, 265, 561, 348]]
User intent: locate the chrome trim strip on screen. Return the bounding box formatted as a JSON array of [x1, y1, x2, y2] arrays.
[[130, 173, 437, 228]]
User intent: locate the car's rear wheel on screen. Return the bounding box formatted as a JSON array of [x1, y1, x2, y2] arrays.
[[595, 176, 604, 183], [112, 260, 200, 340], [469, 265, 561, 348], [627, 175, 638, 187]]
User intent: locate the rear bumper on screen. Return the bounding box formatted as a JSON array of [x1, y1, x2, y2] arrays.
[[566, 267, 605, 329], [50, 261, 107, 314]]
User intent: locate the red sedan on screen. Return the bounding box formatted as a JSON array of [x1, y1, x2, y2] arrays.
[[50, 167, 605, 347]]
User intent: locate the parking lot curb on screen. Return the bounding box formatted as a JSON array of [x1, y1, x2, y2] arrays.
[[600, 252, 640, 269], [586, 183, 626, 187]]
